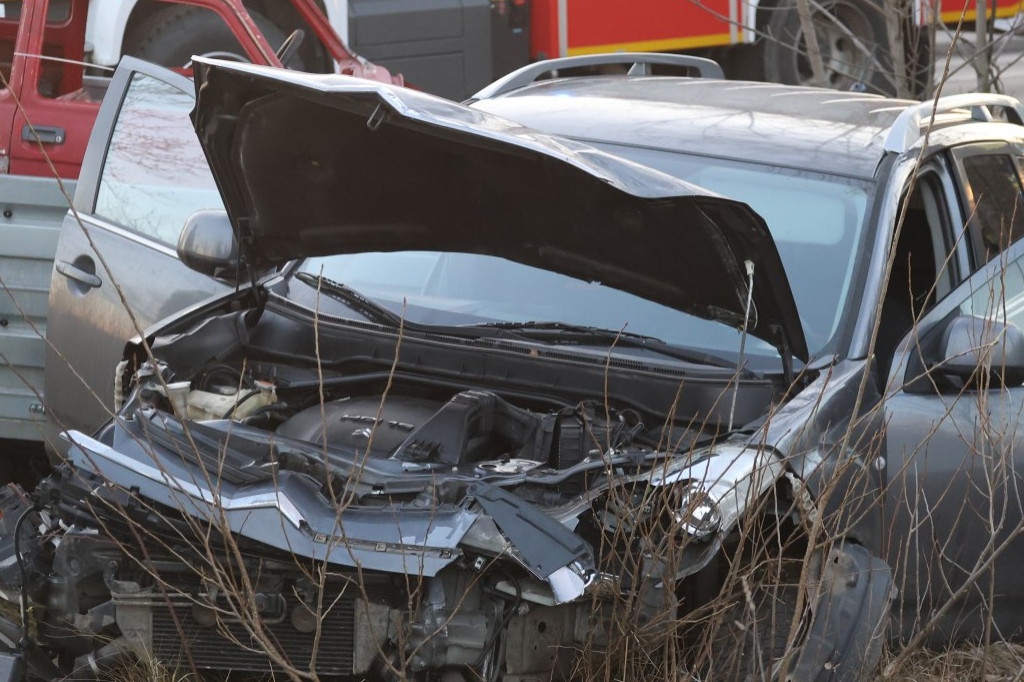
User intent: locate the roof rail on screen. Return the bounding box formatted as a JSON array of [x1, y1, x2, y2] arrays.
[[883, 93, 1024, 153], [469, 53, 724, 101]]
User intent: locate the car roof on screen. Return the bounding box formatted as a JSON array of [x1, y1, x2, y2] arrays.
[[470, 77, 917, 180]]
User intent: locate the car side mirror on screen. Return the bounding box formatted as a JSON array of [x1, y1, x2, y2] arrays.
[[177, 210, 240, 279], [935, 315, 1024, 388]]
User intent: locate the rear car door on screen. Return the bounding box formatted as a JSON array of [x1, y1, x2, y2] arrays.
[[44, 57, 228, 441]]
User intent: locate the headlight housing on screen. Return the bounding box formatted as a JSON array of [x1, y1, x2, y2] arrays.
[[651, 444, 785, 539], [673, 482, 723, 539]]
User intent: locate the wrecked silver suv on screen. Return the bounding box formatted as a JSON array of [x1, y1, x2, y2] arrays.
[[471, 55, 1024, 653], [0, 59, 892, 681]]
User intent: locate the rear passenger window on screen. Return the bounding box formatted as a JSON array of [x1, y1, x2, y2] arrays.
[[962, 153, 1024, 260], [94, 72, 224, 246]]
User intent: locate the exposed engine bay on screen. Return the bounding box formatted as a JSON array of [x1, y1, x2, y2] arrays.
[[0, 358, 891, 681], [0, 296, 892, 681]]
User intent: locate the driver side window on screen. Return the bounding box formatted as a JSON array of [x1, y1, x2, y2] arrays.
[[93, 72, 223, 246], [876, 172, 956, 380]]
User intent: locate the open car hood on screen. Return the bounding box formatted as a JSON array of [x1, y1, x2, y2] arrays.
[[191, 58, 808, 362]]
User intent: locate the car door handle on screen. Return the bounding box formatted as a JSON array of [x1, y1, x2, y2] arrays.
[[56, 261, 101, 289], [22, 124, 65, 145]]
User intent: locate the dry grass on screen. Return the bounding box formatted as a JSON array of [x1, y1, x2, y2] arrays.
[[103, 658, 198, 682], [879, 643, 1024, 682]]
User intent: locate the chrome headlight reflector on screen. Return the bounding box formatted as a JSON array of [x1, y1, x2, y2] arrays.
[[674, 482, 723, 540]]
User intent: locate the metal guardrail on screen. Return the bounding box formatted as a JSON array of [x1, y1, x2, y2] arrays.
[[883, 93, 1024, 152], [470, 53, 724, 101]]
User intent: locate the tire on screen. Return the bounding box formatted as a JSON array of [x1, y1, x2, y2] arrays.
[[763, 0, 899, 95], [124, 5, 296, 69]]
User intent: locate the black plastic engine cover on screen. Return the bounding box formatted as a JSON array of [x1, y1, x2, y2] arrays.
[[277, 390, 556, 466], [391, 390, 542, 465], [276, 395, 441, 459], [275, 391, 636, 471]]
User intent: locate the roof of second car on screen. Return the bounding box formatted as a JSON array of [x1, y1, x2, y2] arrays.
[[470, 77, 917, 180]]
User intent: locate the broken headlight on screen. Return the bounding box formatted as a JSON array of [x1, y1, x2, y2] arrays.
[[673, 482, 723, 540], [651, 444, 785, 538]]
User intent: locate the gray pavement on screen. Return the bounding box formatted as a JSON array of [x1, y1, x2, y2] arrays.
[[934, 26, 1024, 97]]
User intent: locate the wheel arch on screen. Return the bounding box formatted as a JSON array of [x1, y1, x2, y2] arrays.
[[242, 0, 332, 71], [120, 0, 335, 72]]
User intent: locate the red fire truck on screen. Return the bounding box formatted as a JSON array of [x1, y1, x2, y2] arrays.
[[521, 0, 1002, 96], [248, 0, 1010, 98]]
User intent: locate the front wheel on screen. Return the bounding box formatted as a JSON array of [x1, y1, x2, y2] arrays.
[[763, 0, 900, 95]]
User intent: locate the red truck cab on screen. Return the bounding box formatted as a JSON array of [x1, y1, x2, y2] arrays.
[[0, 0, 398, 179], [0, 0, 97, 177]]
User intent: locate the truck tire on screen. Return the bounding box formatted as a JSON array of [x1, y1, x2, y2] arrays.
[[762, 0, 897, 95], [124, 5, 297, 69]]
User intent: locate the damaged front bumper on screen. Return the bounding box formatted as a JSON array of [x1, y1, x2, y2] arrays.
[[0, 418, 895, 682], [61, 426, 596, 603]]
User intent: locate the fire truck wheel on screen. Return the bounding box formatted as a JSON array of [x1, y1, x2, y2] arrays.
[[125, 5, 304, 70], [762, 0, 896, 95]]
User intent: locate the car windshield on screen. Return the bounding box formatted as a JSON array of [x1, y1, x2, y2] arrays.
[[588, 143, 873, 356], [295, 148, 868, 366], [297, 251, 781, 366]]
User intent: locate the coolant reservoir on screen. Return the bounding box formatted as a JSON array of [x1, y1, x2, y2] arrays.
[[186, 380, 277, 421]]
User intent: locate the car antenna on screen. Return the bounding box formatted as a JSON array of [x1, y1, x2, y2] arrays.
[[728, 260, 755, 431]]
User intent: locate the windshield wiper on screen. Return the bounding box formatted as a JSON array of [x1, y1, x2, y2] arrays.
[[476, 321, 738, 369], [291, 276, 740, 370], [294, 272, 403, 328]]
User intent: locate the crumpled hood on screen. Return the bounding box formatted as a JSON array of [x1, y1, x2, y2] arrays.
[[190, 58, 807, 361]]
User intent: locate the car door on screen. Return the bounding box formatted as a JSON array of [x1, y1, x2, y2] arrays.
[[881, 234, 1024, 640], [0, 0, 38, 170], [950, 141, 1024, 266], [8, 0, 100, 178], [44, 57, 228, 442]]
